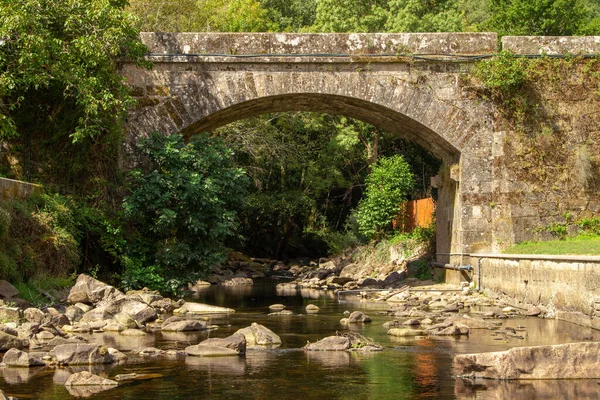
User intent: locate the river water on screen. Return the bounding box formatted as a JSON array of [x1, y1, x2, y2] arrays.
[[2, 280, 600, 399]]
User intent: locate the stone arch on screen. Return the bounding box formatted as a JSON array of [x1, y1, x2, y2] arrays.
[[124, 62, 495, 256]]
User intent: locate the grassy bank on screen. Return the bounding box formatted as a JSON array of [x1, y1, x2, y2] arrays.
[[505, 234, 600, 255]]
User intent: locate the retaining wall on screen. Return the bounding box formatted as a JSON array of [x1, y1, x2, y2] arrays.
[[0, 177, 43, 201], [447, 254, 600, 330]]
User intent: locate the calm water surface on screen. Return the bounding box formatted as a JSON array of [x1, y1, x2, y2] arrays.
[[2, 280, 600, 399]]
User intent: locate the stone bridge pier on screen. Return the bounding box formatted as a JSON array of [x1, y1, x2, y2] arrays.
[[121, 32, 600, 267]]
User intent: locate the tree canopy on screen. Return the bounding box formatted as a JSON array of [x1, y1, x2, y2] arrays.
[[0, 0, 148, 142]]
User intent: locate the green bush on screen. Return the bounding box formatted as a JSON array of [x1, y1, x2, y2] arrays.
[[121, 132, 248, 292], [356, 155, 414, 238]]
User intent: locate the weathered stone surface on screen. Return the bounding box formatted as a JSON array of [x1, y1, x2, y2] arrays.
[[185, 345, 240, 357], [54, 344, 112, 365], [221, 277, 253, 286], [2, 348, 44, 367], [161, 317, 207, 332], [0, 281, 18, 299], [175, 302, 235, 315], [67, 274, 123, 305], [103, 298, 157, 325], [64, 371, 118, 386], [346, 311, 372, 323], [23, 308, 45, 324], [0, 307, 20, 324], [526, 306, 542, 317], [387, 328, 426, 337], [454, 342, 600, 379], [304, 336, 350, 351], [197, 333, 246, 354], [268, 304, 285, 310], [0, 331, 26, 351], [235, 323, 281, 347]]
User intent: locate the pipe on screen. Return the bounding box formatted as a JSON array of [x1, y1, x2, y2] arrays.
[[432, 262, 472, 271]]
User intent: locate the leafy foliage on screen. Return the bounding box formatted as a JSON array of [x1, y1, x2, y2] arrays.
[[121, 132, 248, 291], [129, 0, 274, 32], [356, 155, 415, 238], [0, 0, 148, 142], [483, 0, 600, 37], [0, 194, 82, 283]]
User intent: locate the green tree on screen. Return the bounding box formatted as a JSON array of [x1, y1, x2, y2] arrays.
[[122, 132, 248, 291], [0, 0, 148, 142], [129, 0, 274, 32], [385, 0, 463, 32], [356, 155, 414, 238], [260, 0, 317, 31], [312, 0, 388, 32], [483, 0, 599, 36]]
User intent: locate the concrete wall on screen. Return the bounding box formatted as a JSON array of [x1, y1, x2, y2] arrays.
[[0, 177, 43, 201], [462, 254, 600, 330]]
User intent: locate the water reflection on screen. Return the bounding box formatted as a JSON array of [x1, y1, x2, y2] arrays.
[[185, 356, 247, 375], [455, 378, 600, 399]]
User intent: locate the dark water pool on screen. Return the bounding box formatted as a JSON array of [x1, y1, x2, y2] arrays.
[[2, 280, 600, 399]]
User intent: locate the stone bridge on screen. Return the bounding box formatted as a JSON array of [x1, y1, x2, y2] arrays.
[[121, 33, 600, 260]]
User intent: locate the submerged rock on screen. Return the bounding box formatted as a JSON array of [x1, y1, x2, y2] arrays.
[[160, 317, 208, 332], [305, 304, 320, 313], [185, 345, 240, 357], [454, 342, 600, 379]]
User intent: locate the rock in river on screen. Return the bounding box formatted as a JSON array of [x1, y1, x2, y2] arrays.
[[304, 336, 350, 351], [235, 323, 281, 347]]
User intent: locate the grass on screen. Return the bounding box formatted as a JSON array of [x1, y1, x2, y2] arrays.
[[505, 234, 600, 255], [13, 275, 74, 307]]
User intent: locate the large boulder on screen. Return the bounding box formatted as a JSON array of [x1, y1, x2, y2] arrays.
[[195, 333, 246, 354], [0, 331, 26, 351], [23, 308, 45, 324], [2, 348, 44, 367], [235, 323, 281, 347], [54, 343, 113, 365], [67, 274, 123, 305], [454, 342, 600, 379], [304, 336, 350, 351], [174, 302, 235, 315], [0, 281, 18, 300], [103, 297, 157, 326]]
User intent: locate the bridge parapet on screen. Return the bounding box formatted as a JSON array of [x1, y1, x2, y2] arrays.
[[503, 36, 600, 55], [140, 32, 498, 59]]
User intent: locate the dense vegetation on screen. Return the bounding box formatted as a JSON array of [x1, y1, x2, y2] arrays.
[[1, 0, 599, 294]]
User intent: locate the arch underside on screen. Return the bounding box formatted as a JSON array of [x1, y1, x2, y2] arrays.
[[179, 93, 461, 163]]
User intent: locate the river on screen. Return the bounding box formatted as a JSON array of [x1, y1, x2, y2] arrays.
[[2, 279, 600, 399]]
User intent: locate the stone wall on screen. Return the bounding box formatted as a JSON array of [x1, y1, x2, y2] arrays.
[[464, 254, 600, 330], [122, 33, 600, 256], [0, 178, 43, 201]]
